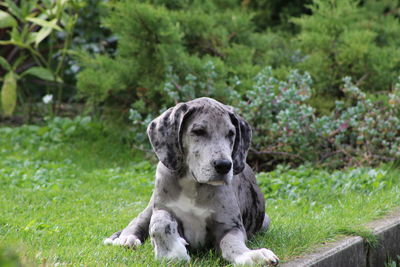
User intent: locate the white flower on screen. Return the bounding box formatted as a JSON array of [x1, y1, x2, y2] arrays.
[[42, 94, 53, 104]]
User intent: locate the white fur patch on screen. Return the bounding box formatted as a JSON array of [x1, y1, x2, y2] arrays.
[[166, 188, 213, 248], [233, 248, 279, 266], [156, 236, 190, 261], [104, 234, 142, 248]]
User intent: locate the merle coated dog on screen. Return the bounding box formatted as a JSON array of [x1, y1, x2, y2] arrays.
[[104, 97, 278, 266]]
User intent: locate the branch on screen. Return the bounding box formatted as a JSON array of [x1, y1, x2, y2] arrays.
[[355, 73, 368, 87]]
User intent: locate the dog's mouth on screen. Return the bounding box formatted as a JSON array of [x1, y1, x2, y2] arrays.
[[191, 171, 227, 186], [190, 171, 227, 186], [207, 180, 227, 186]]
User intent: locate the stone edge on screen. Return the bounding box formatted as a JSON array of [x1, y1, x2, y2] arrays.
[[280, 208, 400, 267]]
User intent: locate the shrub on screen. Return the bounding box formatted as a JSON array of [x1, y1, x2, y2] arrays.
[[0, 115, 102, 144], [238, 67, 400, 169], [292, 0, 400, 96], [76, 0, 400, 117], [128, 65, 400, 169], [73, 0, 400, 170], [61, 0, 116, 94], [76, 0, 278, 115], [257, 165, 391, 202], [247, 0, 312, 32]]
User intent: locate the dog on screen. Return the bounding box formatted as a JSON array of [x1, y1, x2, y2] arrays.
[[104, 97, 279, 266]]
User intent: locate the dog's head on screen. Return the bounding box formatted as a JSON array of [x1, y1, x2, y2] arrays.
[[147, 97, 251, 185]]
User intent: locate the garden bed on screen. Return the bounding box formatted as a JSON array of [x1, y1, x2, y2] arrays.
[[0, 124, 399, 266]]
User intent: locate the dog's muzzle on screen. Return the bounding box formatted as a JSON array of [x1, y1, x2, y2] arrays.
[[205, 159, 232, 186]]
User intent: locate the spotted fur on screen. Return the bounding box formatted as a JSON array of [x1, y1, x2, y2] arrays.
[[104, 97, 278, 266]]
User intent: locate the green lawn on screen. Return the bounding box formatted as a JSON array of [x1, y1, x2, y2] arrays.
[[1, 123, 399, 266]]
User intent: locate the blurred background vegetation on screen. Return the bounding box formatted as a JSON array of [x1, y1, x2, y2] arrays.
[[1, 0, 399, 171]]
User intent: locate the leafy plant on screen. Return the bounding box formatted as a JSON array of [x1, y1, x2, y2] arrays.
[[41, 115, 102, 142], [292, 0, 400, 96], [0, 115, 102, 147], [238, 67, 400, 169], [76, 0, 277, 114], [128, 64, 400, 169], [0, 0, 77, 116], [0, 71, 17, 116], [257, 165, 391, 202], [247, 0, 311, 32], [76, 0, 400, 117]]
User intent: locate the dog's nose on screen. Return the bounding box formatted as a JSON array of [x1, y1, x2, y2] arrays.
[[213, 159, 232, 174]]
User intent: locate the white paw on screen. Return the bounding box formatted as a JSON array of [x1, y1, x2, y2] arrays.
[[234, 248, 279, 266], [153, 236, 190, 262], [104, 234, 142, 248], [167, 237, 190, 261]]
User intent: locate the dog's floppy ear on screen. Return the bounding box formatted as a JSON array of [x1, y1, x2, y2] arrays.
[[147, 103, 195, 171], [229, 112, 252, 174]]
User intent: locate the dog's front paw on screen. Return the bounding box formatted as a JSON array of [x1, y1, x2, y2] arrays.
[[152, 236, 190, 262], [234, 248, 279, 266], [104, 232, 142, 248], [167, 237, 190, 262]]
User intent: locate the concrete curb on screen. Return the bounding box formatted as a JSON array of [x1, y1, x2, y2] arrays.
[[281, 209, 400, 267]]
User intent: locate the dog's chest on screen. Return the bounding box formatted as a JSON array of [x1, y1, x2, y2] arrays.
[[166, 193, 212, 248]]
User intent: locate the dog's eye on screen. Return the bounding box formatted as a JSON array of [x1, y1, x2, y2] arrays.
[[227, 130, 235, 139], [192, 128, 207, 136]]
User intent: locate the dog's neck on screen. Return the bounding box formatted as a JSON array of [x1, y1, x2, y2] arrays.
[[179, 174, 199, 197]]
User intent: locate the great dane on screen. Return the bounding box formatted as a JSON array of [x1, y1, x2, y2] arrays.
[[104, 97, 279, 266]]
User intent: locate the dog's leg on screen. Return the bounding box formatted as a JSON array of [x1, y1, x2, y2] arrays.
[[149, 209, 190, 262], [104, 199, 153, 248], [220, 228, 279, 266]]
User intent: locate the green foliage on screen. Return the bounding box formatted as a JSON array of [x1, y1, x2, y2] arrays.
[[257, 165, 392, 202], [292, 0, 400, 95], [76, 0, 400, 117], [69, 0, 114, 55], [77, 1, 179, 111], [41, 116, 102, 142], [13, 0, 398, 170], [0, 246, 21, 267], [237, 67, 400, 169], [1, 72, 17, 116], [0, 0, 77, 116], [76, 0, 269, 113], [248, 0, 312, 31], [128, 65, 400, 169], [1, 115, 103, 145]]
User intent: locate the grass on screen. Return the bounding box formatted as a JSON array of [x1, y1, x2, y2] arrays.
[[1, 121, 400, 266]]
